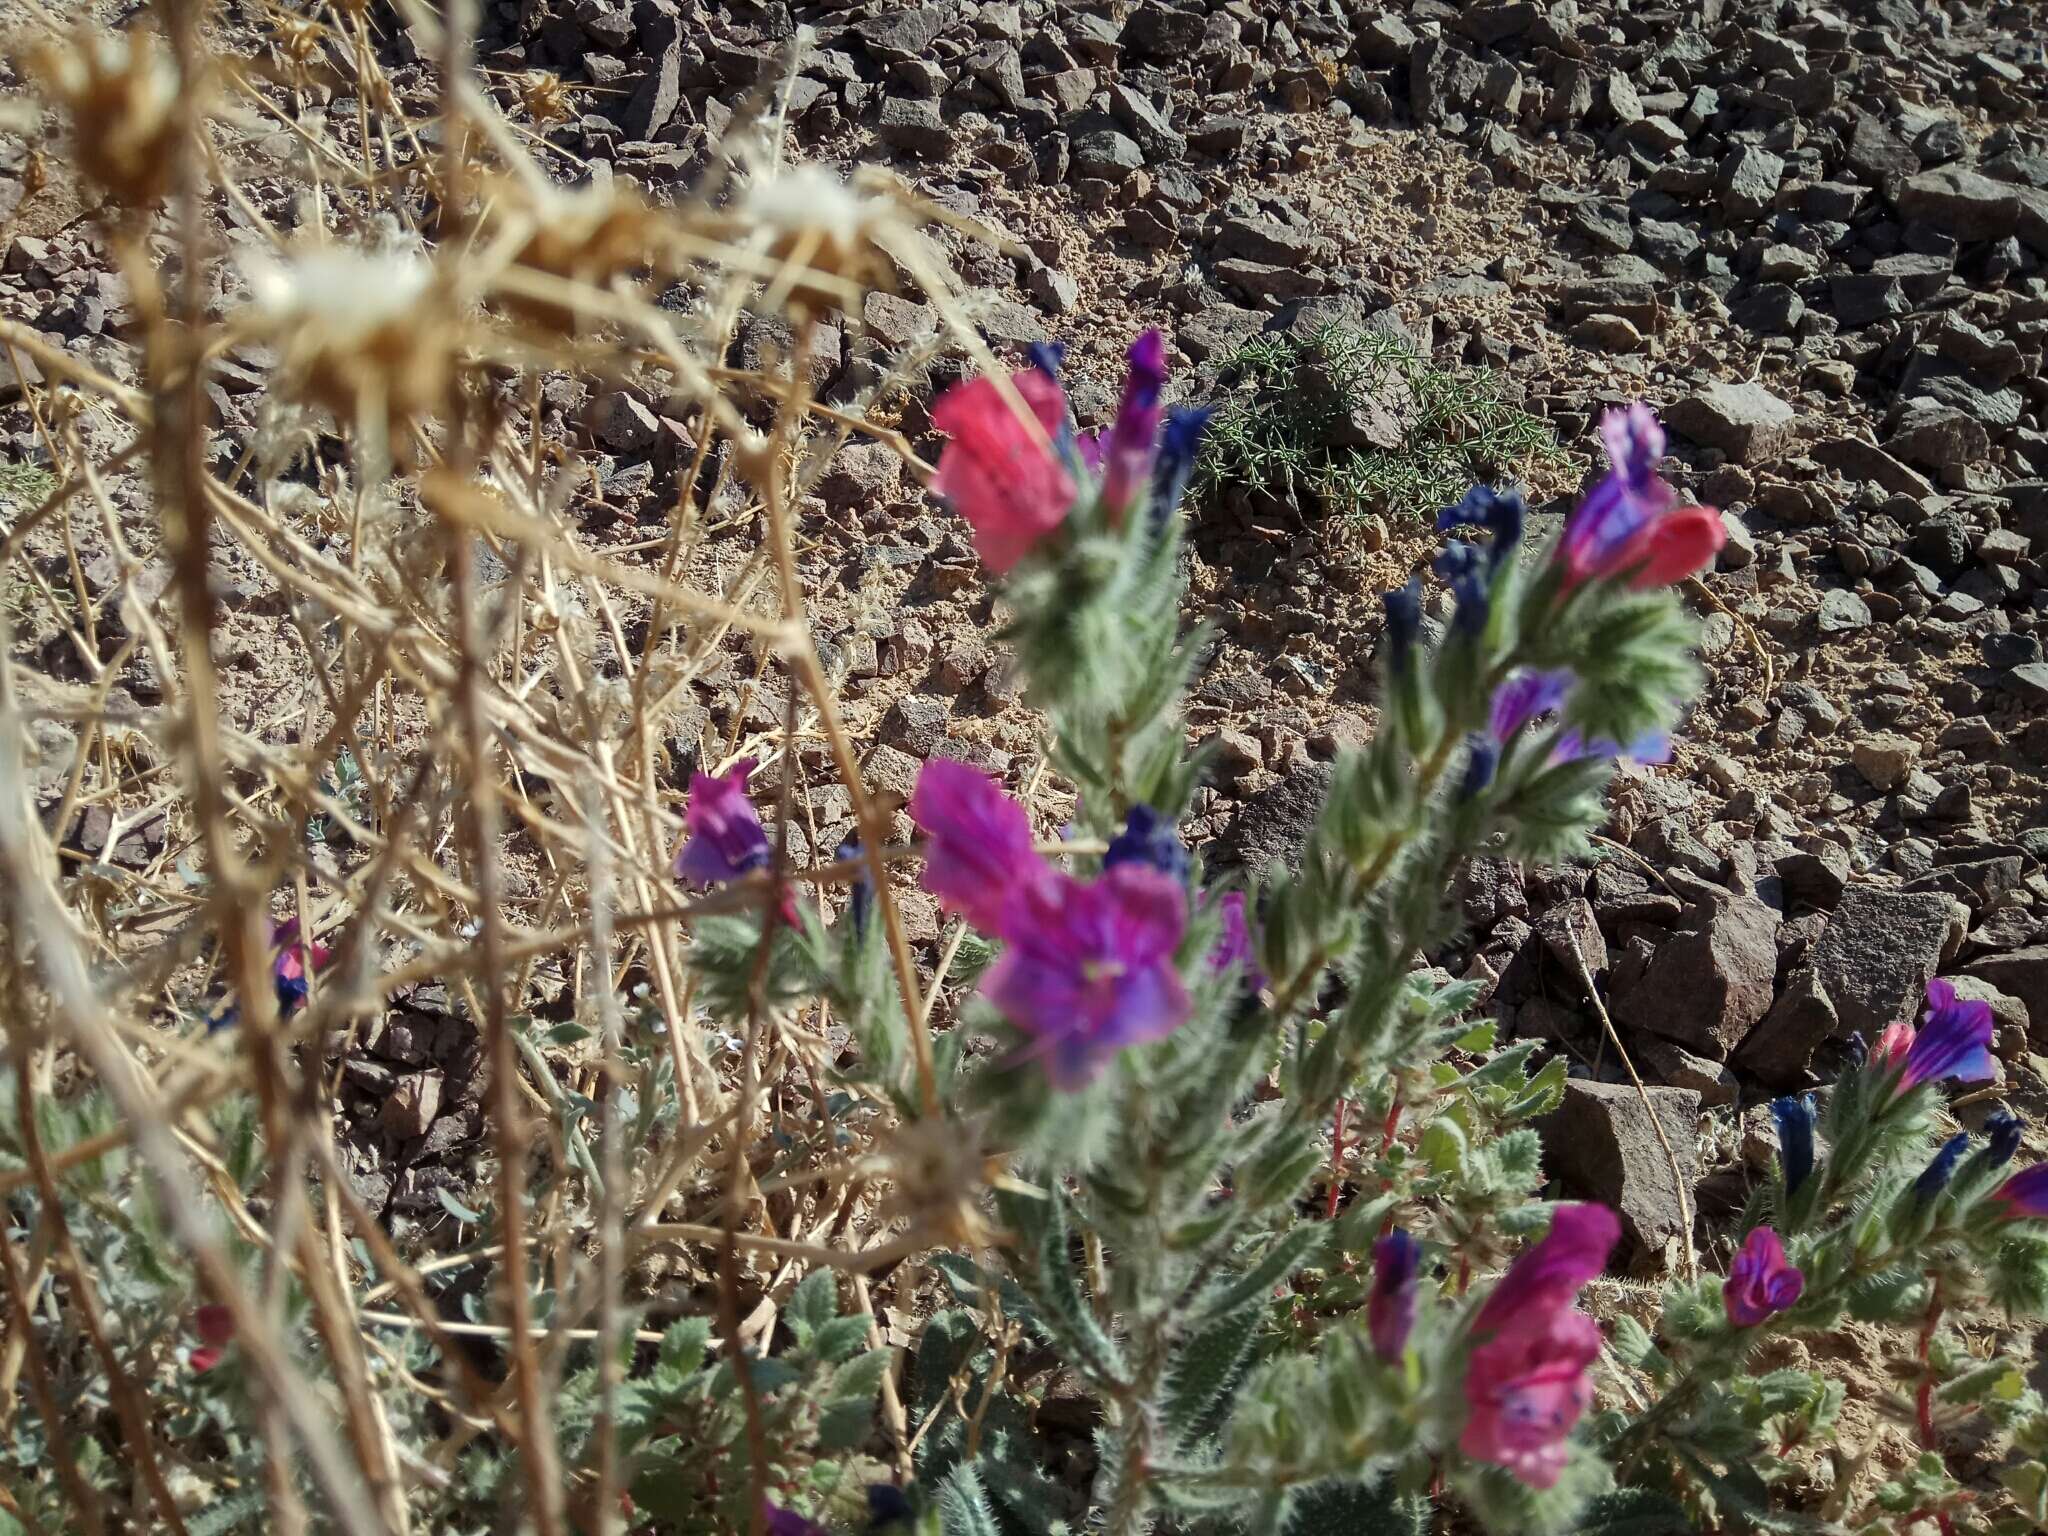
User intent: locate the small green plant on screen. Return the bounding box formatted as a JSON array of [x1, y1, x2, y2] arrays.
[[1194, 323, 1567, 523]]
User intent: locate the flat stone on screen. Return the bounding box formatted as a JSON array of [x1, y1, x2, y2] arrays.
[[1613, 894, 1780, 1059], [1541, 1080, 1700, 1256], [876, 95, 955, 157], [1665, 380, 1796, 465], [1734, 963, 1838, 1087], [1851, 733, 1919, 790], [1894, 167, 2023, 241], [1811, 885, 1964, 1039]]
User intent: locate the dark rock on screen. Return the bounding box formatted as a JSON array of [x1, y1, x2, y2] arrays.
[[1718, 144, 1785, 221], [1895, 168, 2023, 241], [1108, 83, 1185, 162], [1071, 127, 1145, 179], [1904, 857, 2023, 914], [1541, 1079, 1700, 1256], [856, 5, 952, 60], [1120, 4, 1206, 58], [1665, 381, 1796, 465], [1811, 885, 1964, 1039], [1734, 963, 1838, 1087], [1961, 948, 2048, 1047], [1212, 761, 1334, 875], [1538, 896, 1608, 977], [1613, 894, 1779, 1059], [877, 95, 955, 157], [1777, 845, 1852, 909]]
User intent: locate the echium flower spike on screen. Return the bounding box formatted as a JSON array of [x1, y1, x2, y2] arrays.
[[1150, 404, 1214, 529], [1369, 1230, 1422, 1362], [1488, 669, 1573, 743], [1458, 735, 1497, 801], [1097, 328, 1169, 524], [675, 759, 771, 885], [1772, 1094, 1817, 1197], [836, 839, 872, 934], [1723, 1227, 1803, 1328], [984, 865, 1190, 1089], [1203, 888, 1264, 989], [1026, 340, 1066, 380], [1434, 540, 1489, 636], [1986, 1111, 2024, 1168], [1891, 978, 1998, 1095], [1556, 403, 1724, 590], [909, 760, 1045, 934], [931, 367, 1077, 572]]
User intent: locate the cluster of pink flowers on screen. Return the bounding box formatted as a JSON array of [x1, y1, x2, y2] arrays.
[[1556, 404, 1727, 591], [927, 328, 1207, 574], [1460, 1204, 1617, 1489], [911, 761, 1191, 1089]]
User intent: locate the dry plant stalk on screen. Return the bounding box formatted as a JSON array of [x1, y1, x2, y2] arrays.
[[0, 5, 1006, 1532]]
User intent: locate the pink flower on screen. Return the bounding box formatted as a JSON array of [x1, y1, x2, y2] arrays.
[[191, 1304, 235, 1373], [675, 759, 771, 885], [909, 759, 1046, 934], [1205, 888, 1263, 988], [1874, 1022, 1915, 1067], [270, 918, 330, 1015], [1723, 1227, 1803, 1327], [984, 864, 1190, 1089], [1557, 404, 1724, 590], [931, 368, 1076, 572], [1460, 1204, 1618, 1489]]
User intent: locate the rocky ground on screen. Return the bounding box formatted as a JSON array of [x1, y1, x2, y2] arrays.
[[6, 0, 2048, 1293]]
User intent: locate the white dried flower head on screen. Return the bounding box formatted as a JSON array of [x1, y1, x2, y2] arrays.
[[489, 175, 674, 332], [236, 243, 459, 455], [737, 162, 899, 306], [27, 27, 185, 211]]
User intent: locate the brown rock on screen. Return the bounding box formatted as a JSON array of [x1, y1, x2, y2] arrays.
[[1541, 1079, 1700, 1256]]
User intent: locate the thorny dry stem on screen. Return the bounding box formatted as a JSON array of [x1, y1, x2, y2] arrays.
[[0, 4, 1027, 1529]]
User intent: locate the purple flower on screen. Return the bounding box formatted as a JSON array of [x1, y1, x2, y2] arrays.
[[1558, 404, 1674, 581], [676, 759, 772, 885], [1488, 670, 1573, 743], [1435, 540, 1489, 635], [1203, 888, 1263, 988], [1550, 729, 1672, 767], [1913, 1132, 1972, 1203], [984, 864, 1190, 1089], [1458, 735, 1498, 800], [1152, 404, 1214, 524], [1382, 578, 1423, 674], [763, 1502, 827, 1536], [1722, 1227, 1803, 1328], [1888, 978, 1997, 1097], [1369, 1230, 1422, 1361], [1993, 1163, 2048, 1219], [1772, 1094, 1816, 1196], [1103, 804, 1189, 884], [1098, 329, 1170, 522], [1986, 1111, 2023, 1168], [910, 759, 1047, 935]]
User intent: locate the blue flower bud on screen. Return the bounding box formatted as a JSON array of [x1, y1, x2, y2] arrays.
[[1433, 540, 1489, 635], [1913, 1132, 1972, 1203], [1986, 1110, 2023, 1168], [1458, 735, 1497, 801], [837, 839, 872, 933], [1772, 1094, 1817, 1197], [1437, 484, 1526, 573], [1103, 804, 1189, 884], [1382, 577, 1423, 672], [1150, 403, 1214, 528], [1027, 341, 1067, 380]]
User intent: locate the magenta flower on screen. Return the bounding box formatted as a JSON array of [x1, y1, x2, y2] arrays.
[[1460, 1204, 1617, 1489], [1993, 1163, 2048, 1219], [1097, 329, 1169, 523], [1557, 404, 1724, 590], [1204, 888, 1263, 988], [910, 759, 1047, 935], [931, 368, 1077, 573], [1882, 978, 1997, 1098], [1369, 1230, 1421, 1362], [1472, 1204, 1619, 1334], [270, 918, 330, 1015], [676, 759, 772, 885], [1723, 1227, 1804, 1328], [1488, 669, 1573, 742], [984, 864, 1190, 1089]]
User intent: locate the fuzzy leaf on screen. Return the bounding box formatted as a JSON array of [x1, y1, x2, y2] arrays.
[[1574, 1488, 1695, 1536], [1283, 1476, 1427, 1536], [1192, 1224, 1327, 1324], [936, 1462, 1003, 1536], [1164, 1298, 1265, 1445], [789, 1266, 840, 1347]]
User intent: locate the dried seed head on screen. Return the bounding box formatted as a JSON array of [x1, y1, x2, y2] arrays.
[[491, 177, 674, 331], [238, 243, 461, 453], [268, 14, 327, 84], [517, 70, 573, 127], [737, 163, 901, 310], [26, 27, 185, 213], [878, 1116, 996, 1251]]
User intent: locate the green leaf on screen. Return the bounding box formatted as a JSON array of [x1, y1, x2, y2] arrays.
[[659, 1316, 713, 1374], [436, 1188, 484, 1224], [936, 1462, 1003, 1536], [1575, 1488, 1694, 1536], [1284, 1476, 1427, 1536], [994, 1185, 1124, 1388], [788, 1266, 840, 1347], [542, 1021, 592, 1046], [813, 1312, 873, 1365], [1164, 1297, 1265, 1445], [1192, 1224, 1327, 1324]]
